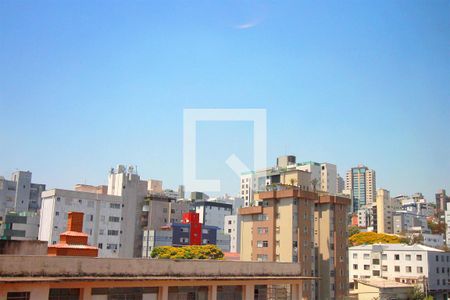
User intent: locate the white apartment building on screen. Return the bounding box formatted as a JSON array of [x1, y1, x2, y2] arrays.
[[224, 214, 241, 253], [296, 161, 337, 194], [240, 172, 256, 207], [0, 171, 46, 218], [349, 244, 450, 299], [393, 211, 427, 235], [444, 202, 450, 245], [193, 201, 232, 230], [240, 156, 338, 208], [39, 189, 124, 258], [39, 165, 163, 258]]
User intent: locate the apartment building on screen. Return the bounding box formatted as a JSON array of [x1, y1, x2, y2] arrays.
[[436, 189, 449, 214], [107, 165, 149, 257], [393, 211, 427, 235], [224, 214, 241, 253], [349, 244, 450, 299], [314, 195, 350, 300], [297, 161, 337, 194], [444, 202, 450, 245], [239, 188, 317, 299], [0, 171, 45, 220], [346, 165, 376, 212], [193, 201, 232, 230], [38, 189, 124, 258], [336, 174, 345, 194], [375, 189, 393, 234], [1, 211, 39, 240], [240, 156, 339, 208]]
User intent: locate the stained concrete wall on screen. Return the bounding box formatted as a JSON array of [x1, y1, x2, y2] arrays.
[[0, 255, 304, 278], [0, 240, 47, 255]]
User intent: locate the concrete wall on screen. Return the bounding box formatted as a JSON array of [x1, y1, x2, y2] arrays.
[[0, 240, 47, 255], [0, 255, 305, 277]]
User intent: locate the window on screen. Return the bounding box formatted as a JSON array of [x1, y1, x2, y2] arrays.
[[254, 214, 268, 221], [363, 254, 370, 260], [99, 229, 104, 235], [353, 253, 357, 259], [107, 244, 118, 250], [406, 254, 411, 261], [416, 254, 422, 261], [7, 292, 30, 300], [372, 259, 380, 265], [49, 288, 80, 300], [382, 265, 388, 271], [257, 254, 268, 262], [417, 266, 423, 273], [108, 216, 120, 222], [364, 265, 370, 270], [257, 241, 268, 248], [372, 270, 380, 276], [395, 266, 400, 272], [180, 237, 189, 243], [257, 227, 269, 234], [394, 254, 400, 260], [180, 227, 188, 233], [110, 203, 121, 209], [353, 264, 358, 270], [98, 243, 103, 249], [55, 211, 59, 216], [107, 230, 119, 236], [382, 254, 387, 260], [202, 229, 209, 234], [406, 266, 412, 273]]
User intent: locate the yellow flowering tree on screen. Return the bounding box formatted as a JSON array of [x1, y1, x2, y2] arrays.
[[150, 245, 224, 260]]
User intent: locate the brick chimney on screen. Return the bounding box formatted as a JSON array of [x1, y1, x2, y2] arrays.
[[48, 212, 98, 257]]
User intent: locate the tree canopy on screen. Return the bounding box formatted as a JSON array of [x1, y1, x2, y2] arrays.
[[150, 245, 224, 260], [349, 231, 405, 246]]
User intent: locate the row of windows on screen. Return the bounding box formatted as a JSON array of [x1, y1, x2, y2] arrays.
[[354, 253, 423, 261], [354, 264, 423, 274]]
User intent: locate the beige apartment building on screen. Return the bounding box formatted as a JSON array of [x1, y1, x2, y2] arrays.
[[375, 189, 393, 234], [239, 189, 317, 299], [314, 195, 350, 300]]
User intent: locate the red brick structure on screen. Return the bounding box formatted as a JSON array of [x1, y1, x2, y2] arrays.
[[48, 212, 98, 257], [181, 211, 202, 245]]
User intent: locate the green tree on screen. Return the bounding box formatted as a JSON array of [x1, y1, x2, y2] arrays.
[[349, 226, 360, 237], [409, 286, 433, 300]]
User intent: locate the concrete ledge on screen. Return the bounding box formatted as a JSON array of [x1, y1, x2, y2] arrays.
[[0, 256, 306, 278]]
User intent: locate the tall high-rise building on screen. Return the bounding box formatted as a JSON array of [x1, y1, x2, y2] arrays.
[[435, 189, 449, 213], [336, 174, 345, 194], [314, 195, 350, 300], [240, 156, 339, 207], [0, 171, 46, 217], [375, 189, 393, 234], [239, 189, 317, 299], [239, 188, 350, 300], [346, 165, 376, 212]]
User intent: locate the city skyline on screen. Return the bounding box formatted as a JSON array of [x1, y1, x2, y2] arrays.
[[1, 1, 449, 200]]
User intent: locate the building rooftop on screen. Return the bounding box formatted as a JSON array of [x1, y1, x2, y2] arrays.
[[0, 255, 316, 284], [357, 278, 414, 289], [350, 243, 444, 252]]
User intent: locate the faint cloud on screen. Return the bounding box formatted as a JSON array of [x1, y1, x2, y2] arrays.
[[235, 19, 261, 30]]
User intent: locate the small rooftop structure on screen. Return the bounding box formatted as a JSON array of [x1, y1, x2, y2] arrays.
[[47, 212, 98, 257], [353, 279, 414, 300]]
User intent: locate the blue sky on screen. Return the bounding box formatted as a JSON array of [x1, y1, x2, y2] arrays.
[[0, 1, 449, 200]]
